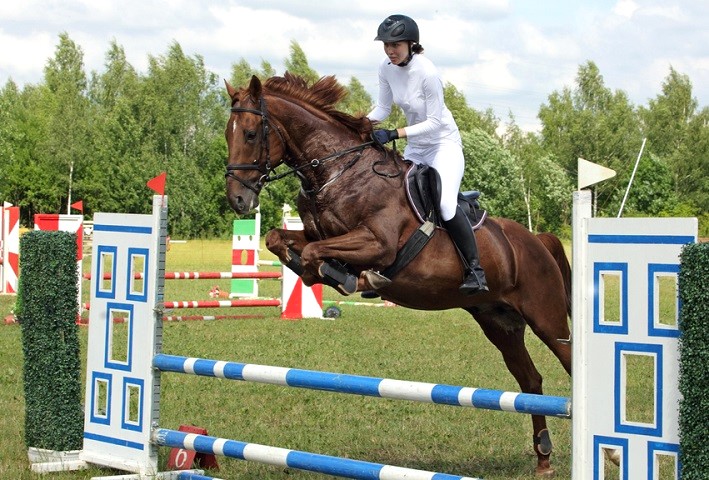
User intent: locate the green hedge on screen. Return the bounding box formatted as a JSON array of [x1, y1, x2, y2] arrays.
[[679, 242, 709, 479], [17, 231, 83, 451]]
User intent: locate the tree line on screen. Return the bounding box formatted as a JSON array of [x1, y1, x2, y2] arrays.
[[1, 33, 706, 238]]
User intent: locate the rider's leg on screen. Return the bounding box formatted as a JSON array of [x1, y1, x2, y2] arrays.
[[444, 205, 489, 295], [432, 144, 488, 295]]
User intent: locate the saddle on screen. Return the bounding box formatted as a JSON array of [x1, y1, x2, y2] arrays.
[[405, 163, 487, 229]]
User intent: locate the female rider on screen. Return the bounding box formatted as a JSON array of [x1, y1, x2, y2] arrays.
[[368, 14, 488, 295]]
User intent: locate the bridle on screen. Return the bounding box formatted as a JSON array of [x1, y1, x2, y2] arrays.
[[225, 97, 288, 194], [225, 95, 392, 195]]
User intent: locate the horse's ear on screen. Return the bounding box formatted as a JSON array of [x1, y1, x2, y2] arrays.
[[225, 80, 238, 100], [248, 75, 262, 99]]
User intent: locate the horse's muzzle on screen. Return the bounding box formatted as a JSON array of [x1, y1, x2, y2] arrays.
[[227, 191, 258, 215]]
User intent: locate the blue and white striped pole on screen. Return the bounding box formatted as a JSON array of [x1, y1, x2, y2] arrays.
[[153, 354, 571, 418], [176, 472, 225, 480], [153, 429, 481, 480]]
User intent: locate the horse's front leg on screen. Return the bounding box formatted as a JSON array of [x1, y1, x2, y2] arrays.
[[264, 228, 320, 285], [300, 225, 396, 295]]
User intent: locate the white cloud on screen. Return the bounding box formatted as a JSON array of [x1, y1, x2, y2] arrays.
[[641, 5, 686, 22], [0, 30, 56, 84], [613, 0, 639, 19], [516, 22, 580, 59]]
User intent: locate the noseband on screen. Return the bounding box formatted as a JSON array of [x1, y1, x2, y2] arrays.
[[225, 97, 286, 193]]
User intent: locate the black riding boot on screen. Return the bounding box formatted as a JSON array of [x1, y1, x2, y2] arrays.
[[444, 206, 489, 295]]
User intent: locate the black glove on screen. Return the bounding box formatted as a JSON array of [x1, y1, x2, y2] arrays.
[[372, 129, 399, 145]]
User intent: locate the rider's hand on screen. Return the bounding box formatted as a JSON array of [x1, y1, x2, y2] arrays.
[[372, 129, 399, 145]]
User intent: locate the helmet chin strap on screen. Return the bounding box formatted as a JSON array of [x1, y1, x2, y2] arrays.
[[396, 43, 414, 67]]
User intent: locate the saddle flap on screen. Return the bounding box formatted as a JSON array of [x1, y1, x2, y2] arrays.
[[404, 163, 486, 229]]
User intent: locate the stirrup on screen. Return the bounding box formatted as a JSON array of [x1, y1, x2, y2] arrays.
[[459, 282, 488, 295], [459, 271, 488, 295], [361, 290, 380, 299]]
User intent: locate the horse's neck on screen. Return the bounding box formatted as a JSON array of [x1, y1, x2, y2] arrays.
[[273, 98, 352, 159], [279, 117, 352, 170]]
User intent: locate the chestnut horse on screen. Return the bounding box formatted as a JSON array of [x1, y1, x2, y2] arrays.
[[225, 73, 571, 476]]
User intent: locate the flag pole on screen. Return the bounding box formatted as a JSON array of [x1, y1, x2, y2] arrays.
[[617, 138, 647, 218]]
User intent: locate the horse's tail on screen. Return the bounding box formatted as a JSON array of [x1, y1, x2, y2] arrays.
[[537, 232, 572, 317]]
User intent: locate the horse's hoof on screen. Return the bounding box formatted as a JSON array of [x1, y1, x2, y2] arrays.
[[534, 465, 556, 477], [360, 290, 380, 299]]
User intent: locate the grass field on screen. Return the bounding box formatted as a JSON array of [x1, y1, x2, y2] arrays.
[[2, 238, 579, 479]]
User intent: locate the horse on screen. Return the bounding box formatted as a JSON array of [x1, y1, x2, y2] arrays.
[[224, 73, 572, 476]]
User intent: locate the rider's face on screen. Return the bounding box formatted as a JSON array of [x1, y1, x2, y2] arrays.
[[383, 41, 410, 65]]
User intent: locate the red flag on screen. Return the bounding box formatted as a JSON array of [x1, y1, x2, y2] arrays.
[[70, 200, 83, 212], [147, 172, 167, 195]]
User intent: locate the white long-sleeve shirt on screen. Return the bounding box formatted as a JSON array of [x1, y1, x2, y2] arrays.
[[368, 54, 462, 156]]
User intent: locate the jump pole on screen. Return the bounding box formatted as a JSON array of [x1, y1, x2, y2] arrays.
[[84, 271, 282, 280]]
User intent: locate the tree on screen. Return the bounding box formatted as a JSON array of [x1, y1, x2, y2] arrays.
[[284, 41, 319, 84], [260, 60, 276, 78], [461, 129, 526, 223], [0, 81, 52, 223], [40, 33, 91, 214], [608, 152, 677, 217], [139, 42, 231, 237], [444, 83, 498, 136], [639, 67, 707, 216], [83, 41, 143, 216], [0, 81, 20, 202], [503, 116, 572, 233], [640, 67, 697, 158], [337, 76, 372, 116], [539, 61, 642, 216], [683, 108, 709, 215], [230, 58, 259, 89]]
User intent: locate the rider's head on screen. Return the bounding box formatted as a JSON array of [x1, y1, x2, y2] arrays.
[[374, 14, 424, 67]]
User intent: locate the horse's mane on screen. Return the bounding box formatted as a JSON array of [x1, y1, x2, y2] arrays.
[[264, 72, 371, 135]]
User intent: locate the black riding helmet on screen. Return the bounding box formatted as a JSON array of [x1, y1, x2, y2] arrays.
[[374, 14, 419, 43]]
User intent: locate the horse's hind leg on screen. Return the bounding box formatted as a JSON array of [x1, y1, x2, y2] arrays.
[[467, 309, 556, 476], [522, 302, 572, 376]]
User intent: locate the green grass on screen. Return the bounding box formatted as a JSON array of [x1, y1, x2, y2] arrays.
[[1, 239, 577, 479]]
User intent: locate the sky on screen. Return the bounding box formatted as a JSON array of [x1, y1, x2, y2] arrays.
[[1, 0, 707, 132]]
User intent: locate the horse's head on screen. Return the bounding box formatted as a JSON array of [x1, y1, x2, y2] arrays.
[[225, 75, 286, 214], [226, 73, 376, 214]]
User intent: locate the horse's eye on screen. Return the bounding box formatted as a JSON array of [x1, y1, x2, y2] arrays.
[[244, 130, 257, 143]]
